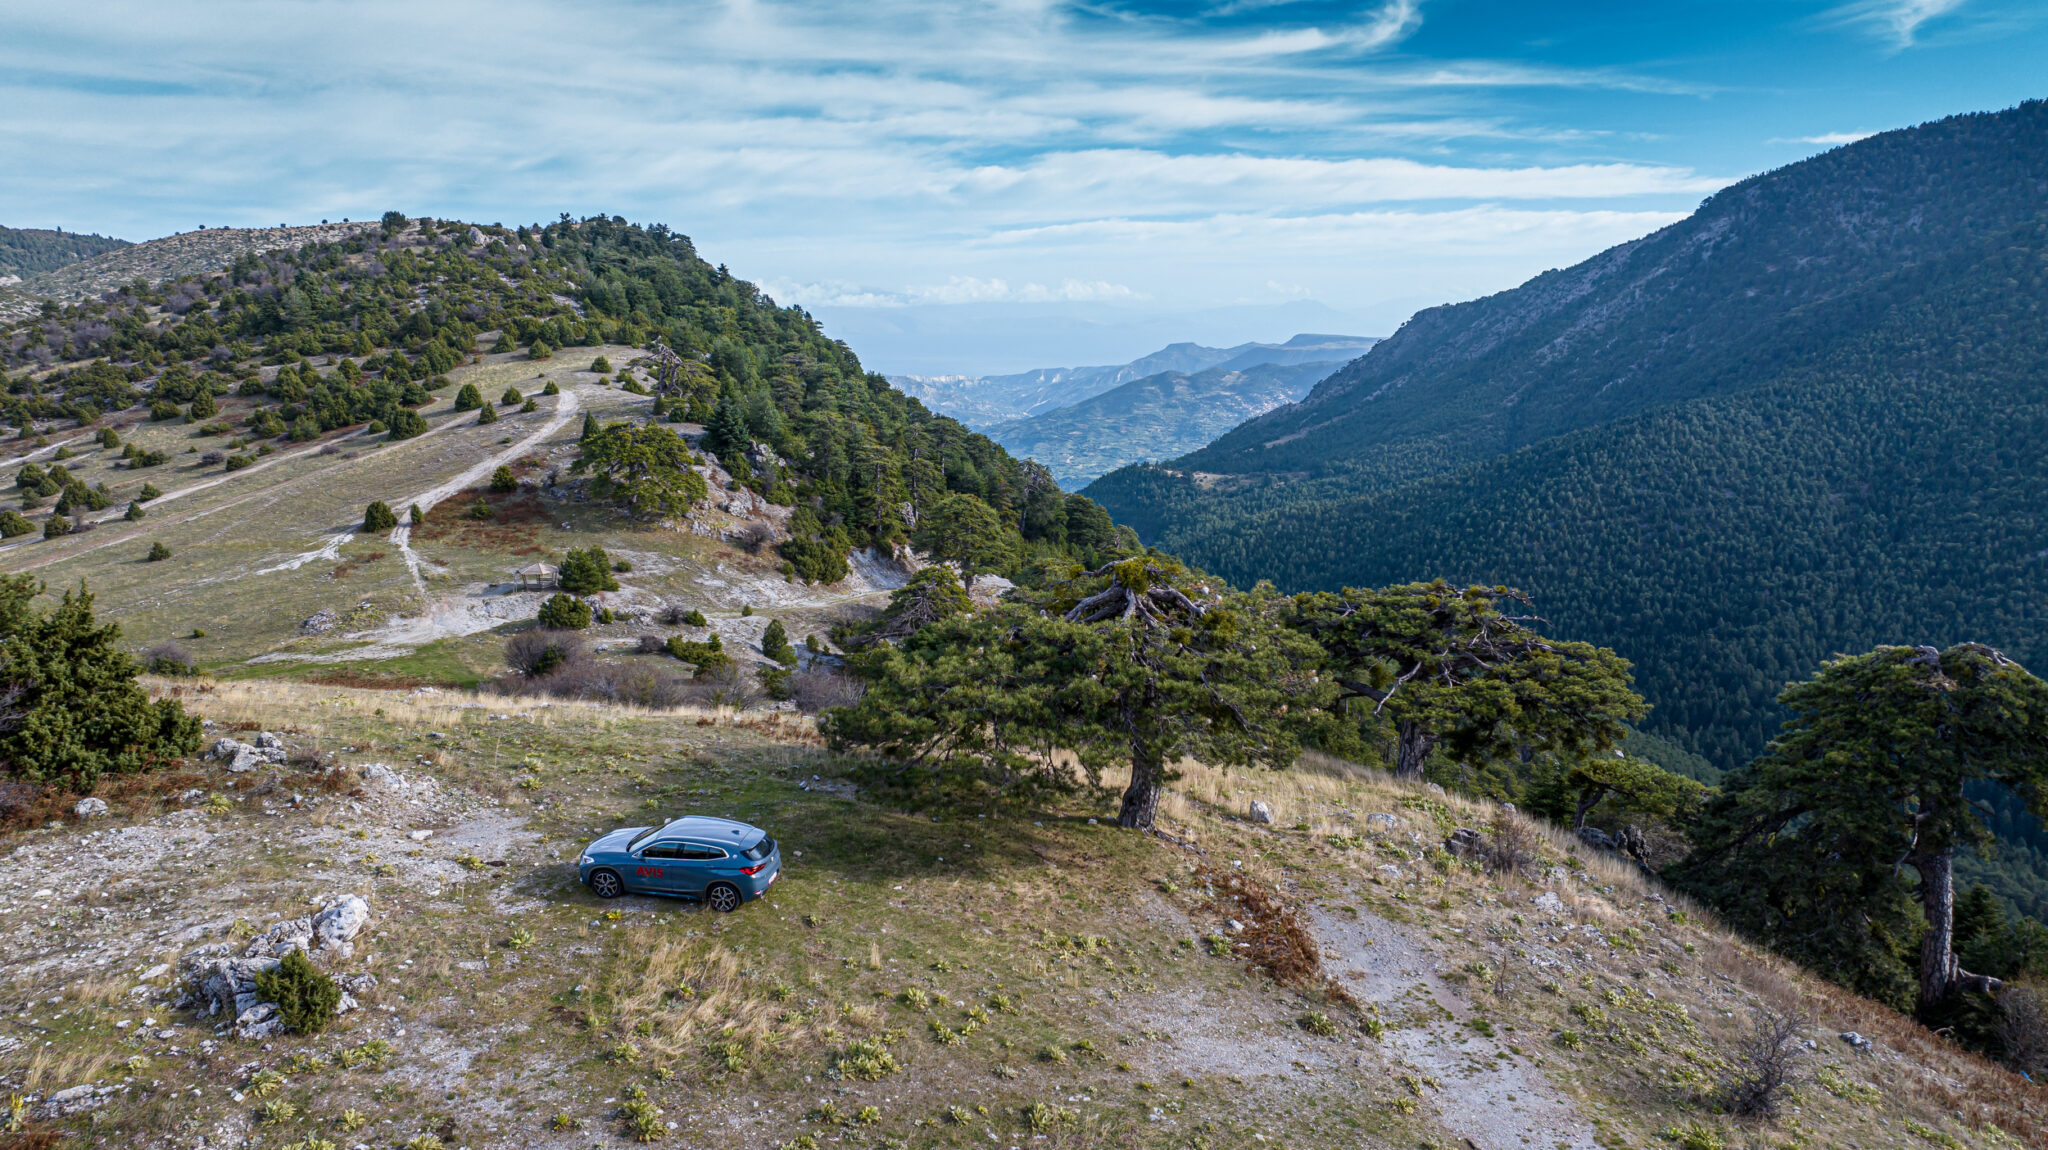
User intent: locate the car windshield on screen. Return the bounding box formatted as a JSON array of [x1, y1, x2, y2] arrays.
[[626, 825, 663, 850], [742, 838, 774, 862]]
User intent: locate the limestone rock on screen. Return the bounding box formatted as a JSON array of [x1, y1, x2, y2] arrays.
[[73, 797, 108, 819], [313, 895, 370, 957], [1248, 801, 1274, 825], [1531, 891, 1565, 916], [1840, 1031, 1872, 1051]]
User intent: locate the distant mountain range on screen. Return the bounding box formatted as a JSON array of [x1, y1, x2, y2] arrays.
[[988, 359, 1349, 488], [891, 333, 1376, 485], [891, 334, 1376, 427]]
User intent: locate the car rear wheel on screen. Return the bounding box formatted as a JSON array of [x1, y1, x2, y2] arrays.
[[588, 869, 624, 899], [706, 883, 741, 913]]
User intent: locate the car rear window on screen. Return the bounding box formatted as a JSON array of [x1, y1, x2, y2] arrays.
[[742, 838, 774, 862]]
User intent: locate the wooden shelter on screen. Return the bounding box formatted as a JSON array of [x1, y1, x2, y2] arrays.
[[513, 562, 558, 590]]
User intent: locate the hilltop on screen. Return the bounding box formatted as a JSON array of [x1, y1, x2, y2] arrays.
[[0, 225, 131, 282], [0, 677, 2038, 1150], [20, 223, 372, 305]]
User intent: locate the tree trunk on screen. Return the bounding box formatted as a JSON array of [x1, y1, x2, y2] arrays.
[[1118, 743, 1164, 830], [1574, 788, 1601, 832], [1394, 720, 1437, 780], [1914, 846, 1963, 1011]]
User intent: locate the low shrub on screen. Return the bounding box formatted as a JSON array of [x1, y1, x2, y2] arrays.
[[537, 594, 591, 630], [254, 949, 342, 1034]]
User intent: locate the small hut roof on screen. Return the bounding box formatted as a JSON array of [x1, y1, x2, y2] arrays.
[[514, 562, 558, 576]]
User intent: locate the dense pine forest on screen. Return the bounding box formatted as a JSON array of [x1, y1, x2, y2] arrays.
[[0, 214, 1128, 574]]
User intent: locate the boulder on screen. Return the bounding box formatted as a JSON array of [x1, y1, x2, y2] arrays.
[[1840, 1031, 1873, 1052], [1364, 812, 1396, 829], [1248, 801, 1274, 825], [1576, 826, 1616, 851], [73, 797, 108, 819], [313, 895, 370, 957], [190, 956, 280, 1018], [1531, 891, 1565, 916], [1444, 826, 1486, 857]]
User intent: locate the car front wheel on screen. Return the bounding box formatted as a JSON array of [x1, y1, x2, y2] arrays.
[[706, 883, 741, 913], [588, 869, 624, 899]]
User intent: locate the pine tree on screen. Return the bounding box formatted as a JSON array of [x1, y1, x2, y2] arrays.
[[0, 511, 32, 538], [146, 541, 171, 561], [452, 382, 484, 411], [409, 503, 424, 524], [476, 402, 498, 425], [0, 575, 203, 791], [362, 501, 398, 531], [591, 356, 612, 373], [543, 381, 560, 396], [124, 501, 144, 521], [501, 387, 522, 406], [537, 593, 591, 630], [385, 407, 428, 440], [761, 618, 797, 666], [188, 390, 217, 419], [558, 547, 620, 595], [491, 466, 517, 493], [580, 411, 599, 441], [137, 483, 160, 501]]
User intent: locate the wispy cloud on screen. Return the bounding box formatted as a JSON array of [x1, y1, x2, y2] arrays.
[[1771, 131, 1877, 146], [1826, 0, 1968, 48]]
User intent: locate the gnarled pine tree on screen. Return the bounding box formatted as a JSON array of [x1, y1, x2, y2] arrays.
[[1284, 580, 1645, 780]]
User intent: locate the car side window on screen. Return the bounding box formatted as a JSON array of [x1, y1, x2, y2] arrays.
[[680, 844, 728, 861], [640, 843, 682, 860]]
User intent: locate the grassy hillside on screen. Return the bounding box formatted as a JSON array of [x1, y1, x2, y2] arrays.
[[992, 360, 1343, 488], [0, 225, 131, 281], [0, 678, 2037, 1150], [0, 214, 1128, 679]]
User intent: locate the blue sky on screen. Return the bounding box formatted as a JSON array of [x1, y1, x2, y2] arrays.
[[2, 0, 2042, 372]]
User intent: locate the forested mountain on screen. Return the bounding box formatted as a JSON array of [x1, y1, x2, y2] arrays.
[[0, 213, 1127, 575], [1090, 99, 2048, 756], [1100, 100, 2048, 492], [992, 358, 1346, 487], [0, 225, 130, 280]]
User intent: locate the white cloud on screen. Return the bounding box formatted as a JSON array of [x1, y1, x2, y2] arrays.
[[1773, 131, 1878, 146], [1825, 0, 1968, 47]]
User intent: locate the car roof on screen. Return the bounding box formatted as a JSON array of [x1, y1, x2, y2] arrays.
[[656, 816, 764, 844]]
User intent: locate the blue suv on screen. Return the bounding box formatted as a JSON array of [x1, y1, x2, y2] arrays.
[[576, 816, 780, 912]]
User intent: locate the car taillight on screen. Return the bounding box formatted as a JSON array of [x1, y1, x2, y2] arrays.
[[740, 861, 768, 876]]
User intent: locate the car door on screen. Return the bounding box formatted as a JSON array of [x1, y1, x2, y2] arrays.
[[674, 843, 730, 897], [631, 841, 687, 894]]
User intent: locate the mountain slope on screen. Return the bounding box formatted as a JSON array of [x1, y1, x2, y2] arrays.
[[993, 359, 1345, 487], [1095, 99, 2048, 500], [0, 225, 131, 280]]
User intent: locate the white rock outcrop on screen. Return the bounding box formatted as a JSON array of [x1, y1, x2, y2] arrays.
[[186, 895, 373, 1037], [206, 735, 287, 773]]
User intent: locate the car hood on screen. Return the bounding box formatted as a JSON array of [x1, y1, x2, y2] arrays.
[[588, 827, 650, 854]]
